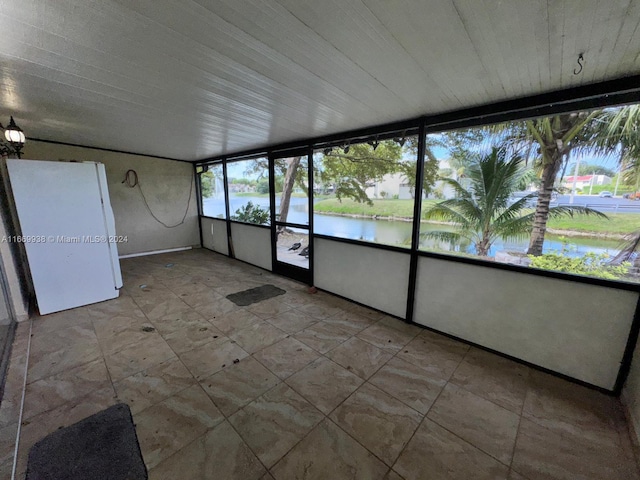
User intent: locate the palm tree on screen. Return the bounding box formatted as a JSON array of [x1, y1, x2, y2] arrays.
[[600, 105, 640, 192], [494, 111, 612, 256], [423, 147, 606, 257]]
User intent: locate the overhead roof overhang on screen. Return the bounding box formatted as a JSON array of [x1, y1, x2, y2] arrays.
[[2, 1, 640, 161]]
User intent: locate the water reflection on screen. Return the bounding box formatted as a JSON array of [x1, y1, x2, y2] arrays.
[[202, 196, 623, 257]]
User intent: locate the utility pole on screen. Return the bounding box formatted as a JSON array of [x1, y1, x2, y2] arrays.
[[569, 153, 579, 204], [589, 171, 595, 196]]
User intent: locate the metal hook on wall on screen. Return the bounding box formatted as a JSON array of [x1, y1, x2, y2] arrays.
[[573, 53, 584, 75]]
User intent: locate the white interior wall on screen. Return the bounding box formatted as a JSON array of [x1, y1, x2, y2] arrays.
[[314, 238, 410, 318], [229, 223, 272, 271], [201, 217, 228, 255], [25, 141, 200, 256], [414, 256, 638, 390]]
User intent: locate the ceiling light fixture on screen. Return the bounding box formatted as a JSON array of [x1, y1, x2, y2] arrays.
[[394, 134, 407, 147], [1, 116, 26, 158]]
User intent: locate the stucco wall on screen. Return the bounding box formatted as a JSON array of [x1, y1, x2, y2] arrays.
[[314, 238, 411, 318], [624, 346, 640, 444], [414, 256, 638, 390], [24, 141, 200, 256], [201, 217, 228, 255]]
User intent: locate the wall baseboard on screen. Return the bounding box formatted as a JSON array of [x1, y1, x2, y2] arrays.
[[119, 246, 192, 259]]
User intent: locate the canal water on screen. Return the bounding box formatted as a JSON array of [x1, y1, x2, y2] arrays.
[[203, 196, 623, 257]]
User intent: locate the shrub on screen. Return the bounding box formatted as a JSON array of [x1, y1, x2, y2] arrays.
[[528, 248, 630, 280], [231, 201, 270, 225]]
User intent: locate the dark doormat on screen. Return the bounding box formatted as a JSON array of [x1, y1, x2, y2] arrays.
[[226, 284, 286, 306], [26, 403, 147, 480]]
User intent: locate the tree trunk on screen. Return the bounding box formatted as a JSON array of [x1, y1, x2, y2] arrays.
[[527, 151, 563, 256], [277, 156, 301, 229]]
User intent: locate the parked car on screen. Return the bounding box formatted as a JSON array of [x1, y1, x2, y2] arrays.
[[599, 191, 613, 198]]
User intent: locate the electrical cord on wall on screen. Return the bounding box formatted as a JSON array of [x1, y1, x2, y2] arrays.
[[122, 169, 194, 228]]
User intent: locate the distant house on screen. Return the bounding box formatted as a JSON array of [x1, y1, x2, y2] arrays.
[[366, 173, 414, 199], [563, 175, 612, 189]]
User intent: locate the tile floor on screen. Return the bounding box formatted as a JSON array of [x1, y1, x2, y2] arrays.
[[0, 248, 639, 479]]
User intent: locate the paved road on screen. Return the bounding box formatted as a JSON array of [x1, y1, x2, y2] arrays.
[[553, 194, 640, 213]]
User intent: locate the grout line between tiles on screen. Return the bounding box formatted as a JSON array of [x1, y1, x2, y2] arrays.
[[11, 318, 32, 480]]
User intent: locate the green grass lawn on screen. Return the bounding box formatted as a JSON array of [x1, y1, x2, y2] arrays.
[[314, 198, 435, 218], [234, 192, 308, 198], [314, 198, 640, 235], [547, 213, 640, 235]]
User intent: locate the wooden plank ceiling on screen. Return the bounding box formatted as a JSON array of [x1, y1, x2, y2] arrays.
[[1, 0, 639, 160]]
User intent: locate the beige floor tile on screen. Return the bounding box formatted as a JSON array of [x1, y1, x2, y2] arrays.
[[394, 419, 510, 480], [265, 310, 318, 334], [114, 358, 196, 414], [376, 316, 422, 336], [229, 321, 288, 354], [28, 324, 102, 382], [23, 358, 111, 420], [357, 324, 416, 352], [178, 338, 249, 380], [169, 281, 213, 298], [247, 299, 293, 319], [0, 459, 12, 480], [279, 290, 315, 308], [512, 418, 638, 480], [427, 384, 519, 465], [293, 321, 352, 354], [0, 422, 18, 467], [146, 308, 206, 336], [135, 384, 224, 469], [209, 308, 262, 335], [179, 290, 224, 309], [253, 337, 320, 380], [523, 371, 626, 447], [31, 308, 93, 335], [296, 300, 343, 320], [330, 383, 421, 466], [104, 333, 176, 381], [148, 421, 266, 480], [384, 471, 405, 480], [369, 357, 446, 415], [271, 418, 388, 480], [87, 296, 145, 321], [326, 337, 393, 379], [0, 354, 27, 428], [93, 314, 157, 355], [451, 348, 530, 414], [508, 470, 528, 480], [136, 296, 193, 321], [195, 296, 243, 318], [229, 383, 324, 467], [345, 303, 386, 321], [162, 319, 224, 354], [324, 310, 376, 335], [200, 357, 280, 416], [285, 357, 363, 414], [396, 331, 469, 380]]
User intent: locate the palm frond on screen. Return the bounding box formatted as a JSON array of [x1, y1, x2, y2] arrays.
[[546, 205, 608, 219], [423, 201, 474, 226]]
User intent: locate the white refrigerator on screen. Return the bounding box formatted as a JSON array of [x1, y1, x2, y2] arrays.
[[7, 159, 123, 315]]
